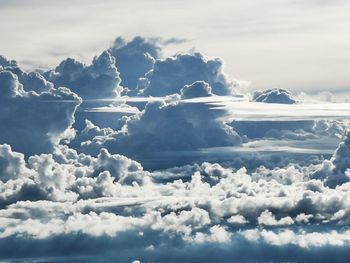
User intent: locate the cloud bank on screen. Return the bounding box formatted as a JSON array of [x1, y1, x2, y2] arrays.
[[1, 36, 350, 263]]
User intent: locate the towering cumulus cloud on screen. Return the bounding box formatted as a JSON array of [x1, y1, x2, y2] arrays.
[[138, 52, 237, 96], [45, 51, 121, 99], [0, 69, 81, 156], [109, 37, 161, 91]]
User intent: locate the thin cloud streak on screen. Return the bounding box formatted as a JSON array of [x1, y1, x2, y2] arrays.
[[212, 101, 350, 121]]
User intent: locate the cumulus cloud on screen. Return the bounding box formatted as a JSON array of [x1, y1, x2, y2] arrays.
[[1, 141, 350, 261], [313, 130, 350, 187], [109, 36, 161, 92], [0, 55, 53, 93], [180, 81, 212, 99], [253, 88, 297, 104], [0, 70, 81, 156], [0, 143, 148, 207], [73, 83, 241, 164], [138, 52, 238, 96], [1, 36, 350, 263], [0, 55, 17, 68], [44, 51, 121, 99]]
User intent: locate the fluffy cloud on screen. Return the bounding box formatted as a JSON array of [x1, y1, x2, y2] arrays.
[[0, 55, 52, 93], [253, 88, 297, 104], [0, 70, 81, 156], [0, 144, 33, 182], [0, 144, 148, 207], [1, 37, 350, 263], [138, 52, 237, 96], [44, 51, 121, 99], [109, 37, 161, 92], [331, 130, 350, 174], [180, 81, 212, 99], [313, 130, 350, 187], [74, 82, 241, 164], [1, 139, 350, 261], [0, 55, 17, 68]]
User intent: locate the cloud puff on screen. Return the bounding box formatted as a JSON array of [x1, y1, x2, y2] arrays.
[[138, 52, 237, 96], [253, 88, 297, 104], [74, 84, 241, 165], [313, 130, 350, 187], [331, 131, 350, 173], [45, 51, 121, 99], [180, 81, 212, 99], [0, 70, 81, 156], [0, 55, 53, 94], [0, 144, 33, 182], [109, 37, 161, 92], [0, 55, 17, 68]]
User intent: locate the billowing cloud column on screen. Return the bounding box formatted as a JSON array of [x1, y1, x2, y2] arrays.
[[138, 53, 237, 96], [45, 51, 121, 99], [0, 70, 81, 156]]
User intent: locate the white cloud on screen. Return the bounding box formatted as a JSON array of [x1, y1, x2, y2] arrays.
[[0, 70, 81, 156]]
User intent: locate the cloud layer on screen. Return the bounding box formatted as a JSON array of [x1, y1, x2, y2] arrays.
[[1, 36, 350, 262], [1, 137, 350, 262]]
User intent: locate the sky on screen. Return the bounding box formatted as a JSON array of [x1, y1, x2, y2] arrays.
[[0, 0, 350, 92], [2, 1, 350, 262]]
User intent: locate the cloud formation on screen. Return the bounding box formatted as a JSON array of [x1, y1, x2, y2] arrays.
[[109, 37, 161, 92], [44, 51, 121, 99], [74, 82, 242, 164], [0, 55, 53, 93], [1, 134, 350, 261], [0, 70, 81, 156], [253, 88, 297, 104], [1, 36, 350, 263], [138, 52, 238, 96]]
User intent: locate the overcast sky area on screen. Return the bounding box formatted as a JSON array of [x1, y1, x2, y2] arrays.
[[0, 0, 349, 92]]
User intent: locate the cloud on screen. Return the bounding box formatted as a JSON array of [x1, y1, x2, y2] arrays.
[[216, 90, 348, 140], [0, 143, 148, 207], [1, 35, 350, 263], [138, 52, 238, 96], [1, 55, 53, 94], [180, 81, 212, 99], [331, 130, 350, 174], [0, 55, 17, 67], [44, 51, 121, 99], [0, 144, 33, 182], [0, 70, 81, 156], [313, 130, 350, 187], [230, 88, 312, 139], [253, 88, 297, 104], [109, 37, 161, 92], [1, 139, 350, 261], [74, 84, 242, 164]]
